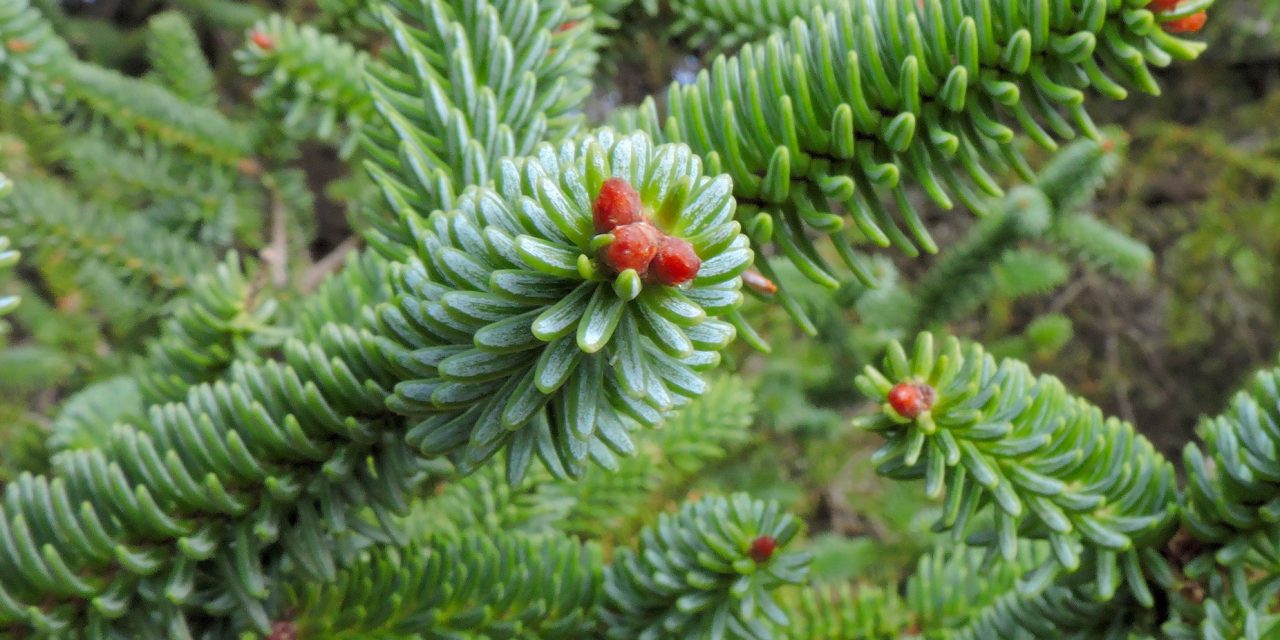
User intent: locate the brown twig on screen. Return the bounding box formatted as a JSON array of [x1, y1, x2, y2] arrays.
[[301, 235, 360, 293], [261, 181, 290, 289]]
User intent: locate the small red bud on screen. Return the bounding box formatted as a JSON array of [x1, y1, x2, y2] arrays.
[[556, 20, 579, 33], [602, 222, 659, 275], [268, 620, 297, 640], [749, 535, 778, 564], [251, 31, 276, 51], [1148, 0, 1180, 11], [593, 177, 644, 233], [649, 236, 700, 286], [887, 382, 935, 419], [1165, 11, 1207, 33], [237, 157, 264, 176], [5, 38, 32, 53], [741, 269, 778, 295]]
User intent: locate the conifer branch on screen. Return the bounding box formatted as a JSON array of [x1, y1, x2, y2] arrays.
[[545, 374, 755, 538], [0, 130, 752, 635], [0, 178, 215, 293], [601, 493, 812, 639], [60, 137, 224, 210], [135, 254, 282, 406], [281, 530, 603, 638], [0, 2, 1244, 637], [668, 0, 846, 54], [615, 0, 1211, 324], [315, 0, 380, 33], [1163, 537, 1280, 640], [284, 248, 389, 342], [361, 0, 598, 259], [0, 0, 72, 110], [903, 542, 1157, 638], [168, 0, 265, 30], [1175, 364, 1280, 639], [778, 581, 909, 639], [145, 11, 217, 108], [48, 377, 142, 454], [236, 14, 375, 154], [0, 172, 18, 320], [908, 134, 1135, 332], [0, 322, 417, 633], [907, 542, 1047, 635], [856, 333, 1178, 603], [2, 1, 253, 166], [1184, 365, 1280, 548], [63, 61, 253, 165], [379, 130, 751, 481]]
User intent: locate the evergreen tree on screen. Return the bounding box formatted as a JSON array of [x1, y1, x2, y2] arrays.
[[4, 1, 1273, 639]]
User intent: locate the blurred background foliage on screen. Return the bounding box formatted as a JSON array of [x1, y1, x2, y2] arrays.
[[1, 0, 1278, 606]]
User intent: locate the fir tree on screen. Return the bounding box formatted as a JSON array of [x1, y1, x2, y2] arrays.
[[6, 1, 1277, 639]]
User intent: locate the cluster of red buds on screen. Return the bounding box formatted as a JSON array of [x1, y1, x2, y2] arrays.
[[593, 178, 701, 287]]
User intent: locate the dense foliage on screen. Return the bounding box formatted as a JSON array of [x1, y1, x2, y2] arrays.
[[7, 0, 1280, 638]]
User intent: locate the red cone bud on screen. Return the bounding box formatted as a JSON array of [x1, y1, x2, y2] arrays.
[[5, 38, 32, 53], [593, 177, 643, 233], [887, 382, 935, 419], [749, 535, 778, 563], [650, 236, 700, 286], [251, 31, 275, 50], [602, 222, 659, 275], [1165, 11, 1207, 33]]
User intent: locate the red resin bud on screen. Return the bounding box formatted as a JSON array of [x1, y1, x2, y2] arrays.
[[602, 222, 659, 275], [556, 20, 579, 33], [650, 236, 701, 286], [1165, 11, 1207, 33], [1148, 0, 1180, 11], [5, 38, 32, 53], [887, 382, 935, 419], [749, 535, 778, 563], [251, 31, 276, 50], [593, 177, 644, 232]]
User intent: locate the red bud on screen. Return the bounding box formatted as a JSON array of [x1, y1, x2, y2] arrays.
[[602, 222, 660, 275], [1165, 11, 1207, 33], [650, 236, 700, 286], [749, 535, 778, 563], [887, 382, 935, 419], [251, 31, 275, 50], [593, 177, 644, 233]]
